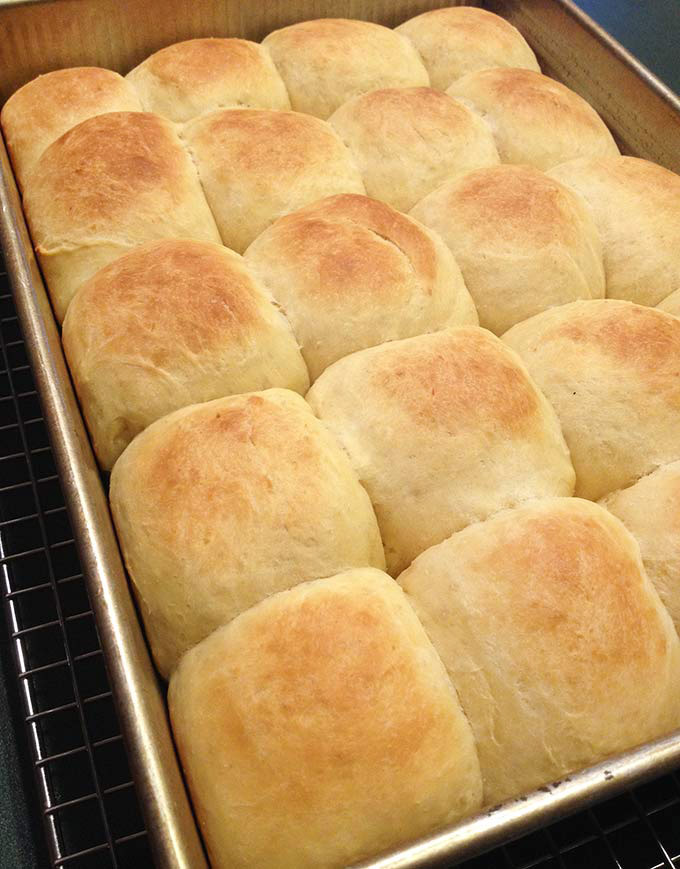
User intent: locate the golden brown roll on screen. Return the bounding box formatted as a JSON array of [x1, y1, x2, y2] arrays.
[[658, 289, 680, 317], [601, 461, 680, 636], [307, 328, 574, 575], [1, 67, 142, 190], [244, 194, 478, 380], [410, 164, 605, 334], [110, 389, 385, 678], [448, 68, 619, 170], [503, 300, 680, 501], [182, 108, 365, 253], [329, 87, 499, 212], [126, 38, 291, 122], [23, 112, 221, 322], [395, 6, 540, 90], [169, 568, 483, 869], [63, 240, 309, 470], [399, 497, 680, 806], [262, 18, 429, 119], [548, 156, 680, 306]]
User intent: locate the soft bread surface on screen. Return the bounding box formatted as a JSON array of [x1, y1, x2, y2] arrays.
[[411, 164, 605, 334], [63, 240, 309, 470], [658, 289, 680, 317], [1, 67, 142, 190], [548, 156, 680, 306], [182, 108, 365, 253], [23, 111, 221, 322], [601, 461, 680, 636], [448, 68, 619, 170], [244, 194, 478, 380], [503, 300, 680, 501], [169, 568, 483, 869], [126, 38, 291, 122], [262, 18, 429, 119], [396, 6, 540, 90], [110, 390, 385, 678], [399, 497, 680, 806], [307, 328, 575, 575], [329, 87, 500, 211]]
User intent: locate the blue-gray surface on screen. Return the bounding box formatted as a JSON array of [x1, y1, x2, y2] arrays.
[[577, 0, 680, 94]]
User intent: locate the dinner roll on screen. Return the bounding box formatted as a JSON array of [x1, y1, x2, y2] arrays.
[[399, 498, 680, 806], [170, 568, 483, 869], [307, 328, 574, 575], [262, 18, 429, 119], [601, 461, 680, 636], [410, 165, 605, 334], [658, 289, 680, 317], [126, 38, 291, 122], [182, 108, 365, 253], [548, 157, 680, 306], [1, 67, 142, 190], [63, 240, 309, 470], [23, 112, 221, 322], [244, 194, 477, 380], [329, 87, 500, 211], [396, 6, 540, 90], [503, 300, 680, 501], [110, 389, 385, 678], [448, 68, 619, 170]]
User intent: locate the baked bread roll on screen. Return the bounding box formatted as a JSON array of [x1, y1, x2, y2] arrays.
[[658, 289, 680, 317], [1, 67, 142, 191], [262, 18, 429, 119], [395, 6, 540, 90], [110, 389, 385, 678], [182, 108, 365, 253], [410, 164, 605, 334], [503, 300, 680, 501], [328, 87, 499, 212], [169, 568, 483, 869], [548, 156, 680, 306], [63, 240, 309, 470], [23, 112, 221, 322], [244, 194, 477, 380], [126, 38, 291, 122], [448, 68, 619, 170], [307, 328, 574, 575], [601, 461, 680, 635], [399, 497, 680, 806]]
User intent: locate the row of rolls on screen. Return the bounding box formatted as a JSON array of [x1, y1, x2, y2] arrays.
[[3, 7, 680, 868]]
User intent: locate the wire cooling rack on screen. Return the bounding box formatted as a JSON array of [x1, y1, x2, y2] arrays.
[[1, 256, 680, 868]]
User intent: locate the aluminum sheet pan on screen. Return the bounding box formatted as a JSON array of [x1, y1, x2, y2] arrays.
[[1, 1, 679, 866]]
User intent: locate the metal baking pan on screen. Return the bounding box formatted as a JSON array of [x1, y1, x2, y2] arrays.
[[1, 1, 679, 867]]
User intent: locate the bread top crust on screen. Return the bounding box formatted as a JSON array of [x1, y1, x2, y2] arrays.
[[169, 568, 482, 868], [1, 67, 142, 188], [126, 38, 291, 122], [548, 156, 680, 306], [396, 6, 539, 90], [244, 193, 477, 378], [448, 68, 619, 169], [262, 18, 429, 118], [23, 111, 220, 248]]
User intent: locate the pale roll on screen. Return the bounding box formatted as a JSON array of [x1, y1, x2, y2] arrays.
[[109, 389, 385, 678], [503, 300, 680, 500], [399, 497, 680, 805], [307, 328, 575, 575], [170, 568, 483, 868], [244, 193, 478, 380]]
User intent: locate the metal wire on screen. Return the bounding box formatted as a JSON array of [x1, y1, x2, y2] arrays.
[[0, 273, 150, 869], [1, 261, 680, 868]]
